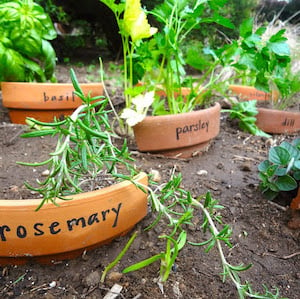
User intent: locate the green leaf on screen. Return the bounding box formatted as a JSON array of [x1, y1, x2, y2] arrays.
[[228, 263, 252, 272], [269, 147, 290, 165], [276, 175, 297, 191], [269, 29, 287, 42], [292, 138, 300, 148], [280, 141, 300, 160], [294, 170, 300, 180], [266, 164, 279, 177], [262, 188, 279, 201], [123, 253, 163, 273], [294, 161, 300, 170], [41, 40, 57, 81], [211, 12, 234, 29], [268, 41, 290, 57], [239, 18, 253, 38], [274, 167, 287, 176], [20, 129, 56, 138], [258, 160, 270, 172]]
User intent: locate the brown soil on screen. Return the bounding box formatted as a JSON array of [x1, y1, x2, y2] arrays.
[[0, 63, 300, 299]]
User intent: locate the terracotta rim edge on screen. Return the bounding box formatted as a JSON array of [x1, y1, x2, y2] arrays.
[[0, 172, 148, 265]]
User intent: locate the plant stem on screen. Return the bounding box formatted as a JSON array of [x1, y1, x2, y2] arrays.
[[101, 231, 138, 283]]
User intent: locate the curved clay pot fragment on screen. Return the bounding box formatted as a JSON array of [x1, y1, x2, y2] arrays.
[[288, 187, 300, 229], [256, 108, 300, 134], [0, 172, 148, 265], [2, 82, 103, 124], [228, 85, 276, 101], [229, 84, 299, 134], [133, 103, 220, 158]]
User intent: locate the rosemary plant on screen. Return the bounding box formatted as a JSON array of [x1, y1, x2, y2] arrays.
[[102, 173, 286, 299], [18, 69, 138, 210]]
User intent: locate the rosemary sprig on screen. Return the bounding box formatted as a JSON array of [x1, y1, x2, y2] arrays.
[[18, 69, 137, 210]]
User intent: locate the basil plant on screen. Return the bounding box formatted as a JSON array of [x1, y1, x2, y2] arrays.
[[0, 0, 57, 82]]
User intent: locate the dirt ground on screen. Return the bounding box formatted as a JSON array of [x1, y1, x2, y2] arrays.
[[0, 63, 299, 299]]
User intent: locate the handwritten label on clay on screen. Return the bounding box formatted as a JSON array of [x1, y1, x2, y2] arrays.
[[176, 120, 209, 140], [0, 202, 122, 242], [43, 91, 76, 102], [282, 118, 295, 127], [247, 91, 270, 100]]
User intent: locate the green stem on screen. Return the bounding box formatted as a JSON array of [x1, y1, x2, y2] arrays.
[[101, 231, 138, 283]]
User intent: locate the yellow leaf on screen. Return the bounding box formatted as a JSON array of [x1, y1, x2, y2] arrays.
[[124, 0, 157, 42]]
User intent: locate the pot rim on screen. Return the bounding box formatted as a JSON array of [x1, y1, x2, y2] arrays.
[[0, 172, 147, 207]]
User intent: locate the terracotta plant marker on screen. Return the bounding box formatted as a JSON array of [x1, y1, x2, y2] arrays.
[[256, 108, 300, 134], [133, 103, 220, 158], [2, 82, 103, 124], [228, 85, 275, 101], [229, 84, 299, 134], [0, 172, 148, 265]]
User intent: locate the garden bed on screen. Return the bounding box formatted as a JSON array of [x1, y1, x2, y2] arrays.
[[0, 64, 299, 299]]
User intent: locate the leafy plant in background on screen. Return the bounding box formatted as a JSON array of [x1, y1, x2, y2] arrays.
[[191, 15, 300, 111], [18, 69, 138, 210], [224, 17, 300, 109], [102, 173, 286, 299], [223, 100, 271, 138], [128, 0, 235, 116], [100, 0, 235, 130], [35, 0, 69, 24], [17, 68, 285, 298], [0, 0, 57, 82], [185, 0, 257, 48], [99, 0, 157, 134], [258, 138, 300, 201]]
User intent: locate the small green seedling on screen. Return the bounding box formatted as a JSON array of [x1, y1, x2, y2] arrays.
[[258, 138, 300, 200]]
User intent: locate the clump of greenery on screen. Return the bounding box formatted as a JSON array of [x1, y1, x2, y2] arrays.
[[222, 100, 271, 138], [99, 0, 157, 134], [130, 0, 234, 115], [35, 0, 69, 24], [102, 174, 286, 299], [100, 0, 235, 132], [258, 138, 300, 201], [18, 69, 138, 210], [0, 0, 57, 82], [17, 67, 285, 298], [218, 17, 300, 110]]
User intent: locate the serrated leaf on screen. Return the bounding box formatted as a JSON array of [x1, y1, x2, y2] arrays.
[[212, 12, 234, 29], [268, 41, 290, 56]]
